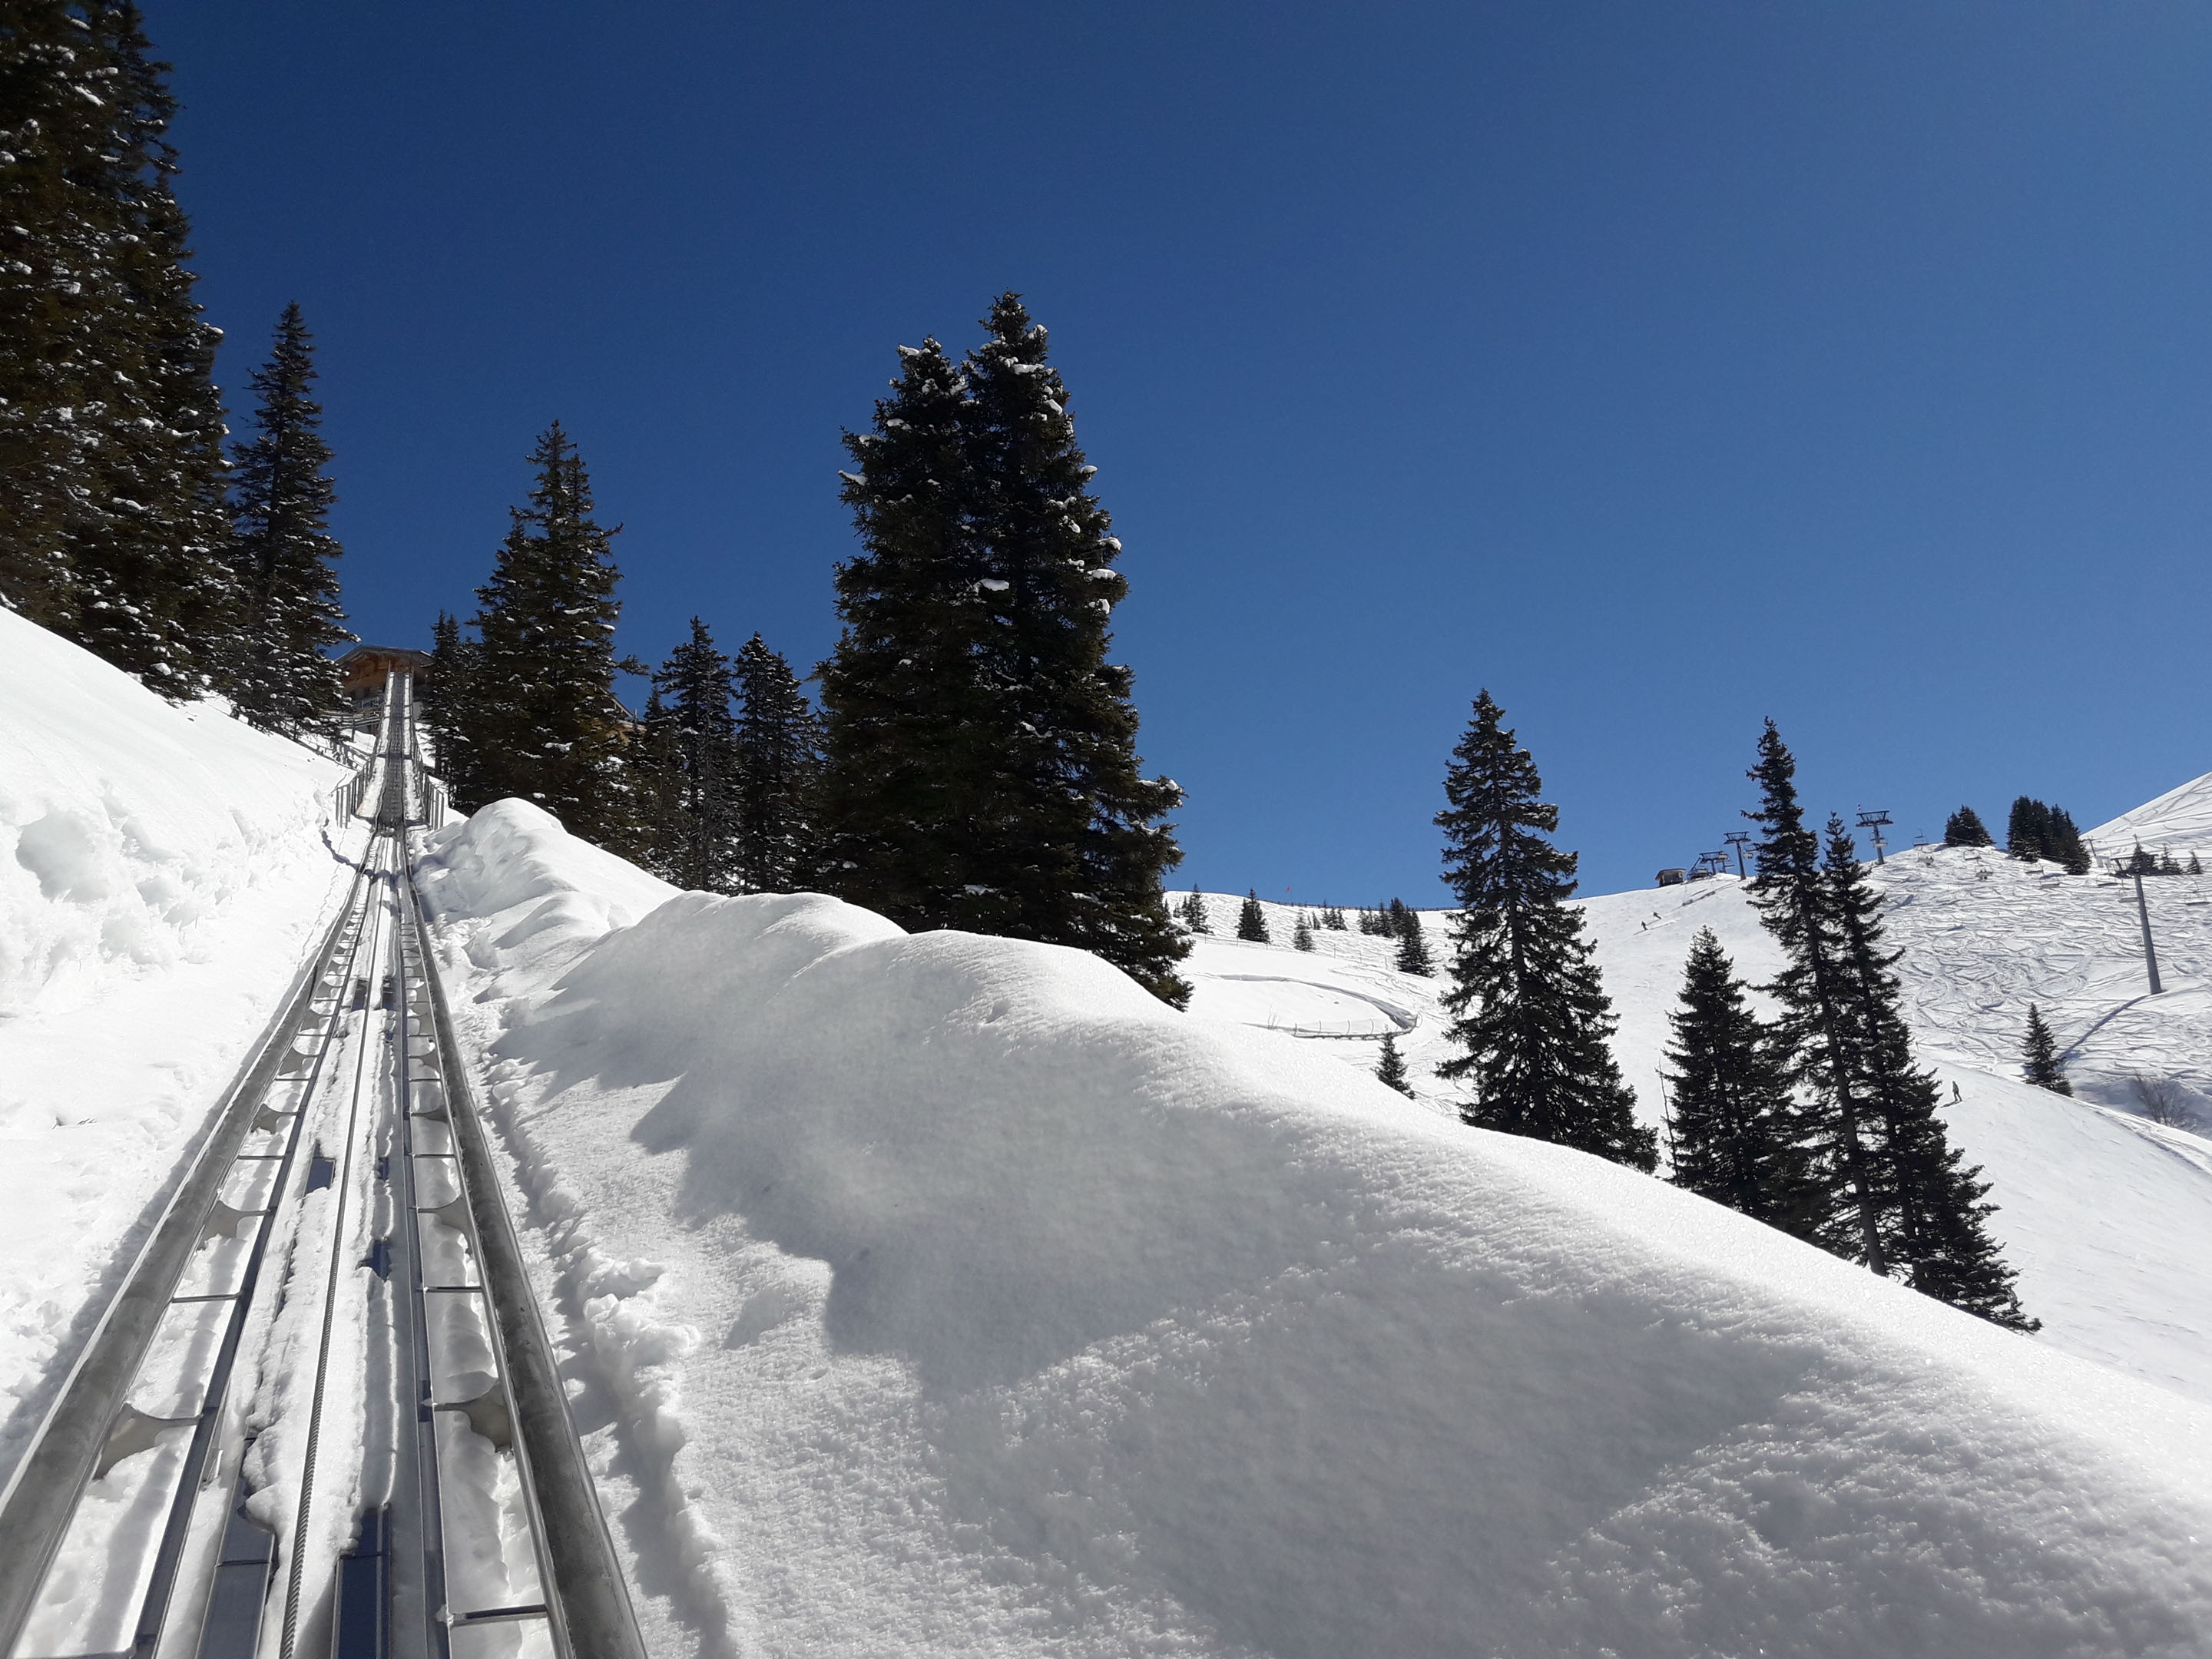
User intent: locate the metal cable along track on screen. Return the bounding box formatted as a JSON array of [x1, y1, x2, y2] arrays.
[[0, 677, 644, 1659]]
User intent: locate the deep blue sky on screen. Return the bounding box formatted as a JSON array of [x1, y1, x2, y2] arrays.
[[163, 2, 2211, 902]]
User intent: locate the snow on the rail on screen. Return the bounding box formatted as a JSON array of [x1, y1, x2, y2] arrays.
[[0, 611, 349, 1484], [424, 803, 2212, 1659]]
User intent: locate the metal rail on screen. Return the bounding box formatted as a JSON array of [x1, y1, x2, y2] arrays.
[[0, 674, 643, 1659]]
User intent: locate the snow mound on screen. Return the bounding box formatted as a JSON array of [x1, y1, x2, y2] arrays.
[[0, 611, 349, 1481], [2089, 770, 2212, 862], [425, 810, 2212, 1659]]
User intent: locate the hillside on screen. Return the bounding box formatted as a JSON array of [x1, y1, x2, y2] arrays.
[[1185, 856, 2212, 1409], [419, 804, 2212, 1658], [0, 610, 351, 1477]]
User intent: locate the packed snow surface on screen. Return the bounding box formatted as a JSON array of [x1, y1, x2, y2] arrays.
[[2090, 767, 2212, 863], [0, 610, 349, 1480], [426, 805, 2212, 1658]]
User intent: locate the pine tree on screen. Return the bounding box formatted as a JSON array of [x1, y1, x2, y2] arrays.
[[1394, 906, 1435, 976], [1745, 721, 1889, 1274], [1321, 906, 1346, 931], [2022, 1004, 2071, 1096], [816, 302, 1187, 1004], [1435, 692, 1655, 1170], [2048, 807, 2091, 874], [459, 424, 636, 846], [1237, 889, 1270, 943], [418, 610, 481, 800], [1292, 911, 1316, 951], [1662, 927, 1818, 1235], [1358, 906, 1392, 937], [1747, 722, 2035, 1330], [1376, 1030, 1414, 1097], [1177, 885, 1210, 934], [2190, 852, 2203, 877], [2006, 796, 2051, 862], [646, 618, 741, 891], [1942, 806, 1994, 849], [0, 2, 237, 696], [2125, 842, 2158, 876], [226, 303, 349, 733], [732, 631, 820, 893]]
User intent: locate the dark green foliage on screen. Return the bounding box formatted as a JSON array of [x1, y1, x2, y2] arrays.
[[816, 300, 1187, 1005], [2123, 843, 2157, 876], [1662, 928, 1818, 1235], [1747, 721, 2035, 1330], [454, 424, 637, 847], [1293, 911, 1315, 952], [732, 631, 820, 893], [1392, 903, 1435, 976], [1237, 889, 1270, 943], [1320, 906, 1346, 931], [1376, 1030, 1414, 1097], [1435, 691, 1655, 1170], [1177, 885, 1210, 934], [226, 303, 349, 733], [643, 618, 741, 891], [1942, 806, 1994, 849], [1357, 906, 1393, 937], [419, 610, 482, 800], [2022, 1004, 2071, 1096], [2007, 796, 2090, 873], [0, 2, 237, 696]]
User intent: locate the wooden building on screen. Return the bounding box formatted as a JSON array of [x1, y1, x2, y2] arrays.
[[336, 644, 434, 707]]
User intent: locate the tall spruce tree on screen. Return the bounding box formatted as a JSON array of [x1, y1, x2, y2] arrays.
[[1662, 927, 1818, 1236], [0, 2, 237, 695], [1393, 906, 1435, 976], [419, 610, 481, 799], [1178, 885, 1210, 935], [459, 424, 636, 846], [1745, 721, 1889, 1273], [732, 631, 820, 893], [227, 302, 349, 733], [816, 337, 984, 922], [1942, 806, 1994, 849], [2022, 1004, 2071, 1096], [1237, 889, 1270, 943], [1820, 814, 2034, 1329], [817, 299, 1189, 1004], [1747, 721, 2035, 1329], [645, 619, 741, 891], [1435, 692, 1655, 1169]]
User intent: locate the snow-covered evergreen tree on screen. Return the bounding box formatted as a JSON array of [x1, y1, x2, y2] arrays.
[[1942, 806, 1994, 849], [1293, 912, 1315, 952], [1435, 691, 1654, 1169], [646, 618, 741, 891], [1177, 886, 1210, 934], [226, 303, 349, 733], [0, 2, 237, 697], [419, 610, 479, 796], [733, 631, 820, 893], [1376, 1030, 1414, 1097], [1394, 906, 1435, 977], [459, 424, 635, 846], [2022, 1003, 2070, 1096], [1237, 889, 1270, 943], [1662, 926, 1818, 1236]]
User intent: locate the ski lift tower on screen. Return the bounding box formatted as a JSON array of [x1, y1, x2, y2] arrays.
[[1723, 831, 1751, 877], [1856, 807, 1893, 865]]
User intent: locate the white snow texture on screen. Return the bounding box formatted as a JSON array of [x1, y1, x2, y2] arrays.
[[422, 803, 2212, 1659]]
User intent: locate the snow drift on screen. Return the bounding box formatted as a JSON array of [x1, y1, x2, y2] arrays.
[[0, 608, 348, 1480], [425, 803, 2212, 1659]]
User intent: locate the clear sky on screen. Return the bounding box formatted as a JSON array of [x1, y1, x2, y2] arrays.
[[161, 2, 2212, 903]]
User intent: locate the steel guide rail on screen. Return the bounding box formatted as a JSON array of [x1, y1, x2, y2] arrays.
[[0, 676, 642, 1659]]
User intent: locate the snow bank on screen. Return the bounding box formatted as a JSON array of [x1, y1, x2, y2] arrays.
[[0, 611, 348, 1479], [425, 810, 2212, 1658]]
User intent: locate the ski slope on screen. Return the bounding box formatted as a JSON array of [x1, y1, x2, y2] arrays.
[[2090, 770, 2212, 862], [417, 806, 2212, 1659], [1184, 860, 2212, 1409]]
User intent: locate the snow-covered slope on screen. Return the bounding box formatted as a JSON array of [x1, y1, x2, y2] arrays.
[[423, 805, 2212, 1659], [2090, 768, 2212, 863], [1184, 868, 2212, 1408], [0, 611, 350, 1479]]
